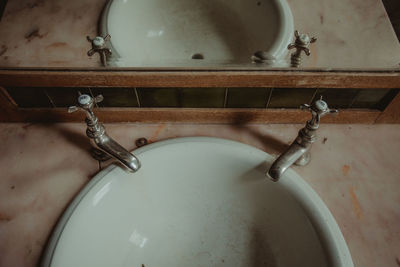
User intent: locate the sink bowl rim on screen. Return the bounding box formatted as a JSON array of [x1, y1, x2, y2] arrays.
[[40, 137, 353, 267]]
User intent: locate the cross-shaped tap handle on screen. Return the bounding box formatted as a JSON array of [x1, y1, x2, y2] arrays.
[[301, 97, 338, 126], [68, 93, 103, 114], [87, 34, 112, 66], [288, 30, 317, 56]]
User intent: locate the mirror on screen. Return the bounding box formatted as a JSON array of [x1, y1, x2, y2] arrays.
[[0, 0, 399, 69]]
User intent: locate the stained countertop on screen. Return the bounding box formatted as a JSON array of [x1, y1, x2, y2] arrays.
[[0, 123, 399, 266], [0, 0, 399, 68]]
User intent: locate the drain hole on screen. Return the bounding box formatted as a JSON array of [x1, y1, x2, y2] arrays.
[[191, 53, 204, 60]]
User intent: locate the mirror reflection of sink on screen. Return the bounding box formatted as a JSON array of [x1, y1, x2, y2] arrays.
[[41, 137, 352, 267], [100, 0, 293, 67]]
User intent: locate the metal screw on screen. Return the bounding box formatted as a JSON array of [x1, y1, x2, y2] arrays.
[[135, 138, 148, 148]]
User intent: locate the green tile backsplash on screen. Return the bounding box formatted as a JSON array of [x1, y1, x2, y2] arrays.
[[312, 88, 359, 108], [90, 88, 138, 107], [350, 88, 399, 111], [181, 88, 225, 108], [268, 88, 316, 108], [137, 88, 180, 107], [226, 88, 271, 108], [45, 87, 91, 107], [4, 87, 399, 112], [6, 87, 52, 108], [350, 89, 391, 109]]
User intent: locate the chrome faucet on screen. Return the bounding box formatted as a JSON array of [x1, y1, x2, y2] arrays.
[[267, 98, 337, 182], [68, 93, 141, 172]]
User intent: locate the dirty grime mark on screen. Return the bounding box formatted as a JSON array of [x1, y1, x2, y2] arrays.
[[320, 13, 324, 24], [46, 42, 68, 49], [322, 137, 327, 144], [0, 45, 7, 56], [342, 164, 350, 176], [27, 0, 45, 9], [396, 257, 400, 266], [0, 212, 12, 222], [25, 27, 48, 42], [22, 123, 35, 130], [349, 186, 363, 219]]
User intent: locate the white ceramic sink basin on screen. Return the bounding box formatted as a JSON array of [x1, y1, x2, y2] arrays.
[[41, 137, 353, 267], [100, 0, 293, 67]]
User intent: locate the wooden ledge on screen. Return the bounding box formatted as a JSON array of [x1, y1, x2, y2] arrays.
[[0, 70, 399, 88]]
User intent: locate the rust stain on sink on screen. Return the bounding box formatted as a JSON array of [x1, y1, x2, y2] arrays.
[[342, 165, 350, 176], [149, 124, 166, 143], [349, 186, 363, 219]]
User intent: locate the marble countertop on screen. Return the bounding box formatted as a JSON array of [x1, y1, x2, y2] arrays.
[[0, 0, 399, 68], [0, 123, 399, 266]]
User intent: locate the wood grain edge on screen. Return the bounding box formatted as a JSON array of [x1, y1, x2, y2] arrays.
[[0, 70, 399, 88], [0, 107, 380, 124]]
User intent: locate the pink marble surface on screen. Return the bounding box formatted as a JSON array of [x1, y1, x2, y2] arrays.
[[0, 123, 399, 266], [0, 0, 107, 67], [0, 0, 399, 68]]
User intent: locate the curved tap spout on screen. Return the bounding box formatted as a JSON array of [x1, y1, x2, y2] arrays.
[[69, 94, 141, 172], [92, 134, 141, 172], [266, 98, 337, 182], [267, 143, 309, 182]]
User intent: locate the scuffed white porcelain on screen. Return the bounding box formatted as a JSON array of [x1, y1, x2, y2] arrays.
[[41, 137, 353, 267], [100, 0, 294, 67]]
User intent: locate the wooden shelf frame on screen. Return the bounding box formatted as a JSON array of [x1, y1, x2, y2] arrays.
[[0, 69, 399, 123]]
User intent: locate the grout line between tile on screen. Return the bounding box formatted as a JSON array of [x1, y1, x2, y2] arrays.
[[88, 88, 99, 108], [134, 88, 141, 107], [309, 88, 318, 104], [43, 88, 56, 108], [348, 90, 360, 108], [265, 88, 273, 108], [223, 88, 228, 108]]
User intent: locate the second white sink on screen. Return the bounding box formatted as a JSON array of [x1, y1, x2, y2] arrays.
[[100, 0, 294, 67]]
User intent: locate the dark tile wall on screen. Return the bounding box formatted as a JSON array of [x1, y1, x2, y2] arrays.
[[6, 87, 53, 108], [45, 87, 91, 107], [136, 88, 180, 108], [90, 88, 138, 107], [4, 87, 399, 111], [226, 88, 271, 108], [0, 0, 7, 21], [312, 88, 359, 109], [268, 88, 315, 108], [181, 88, 225, 108], [350, 89, 396, 110]]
